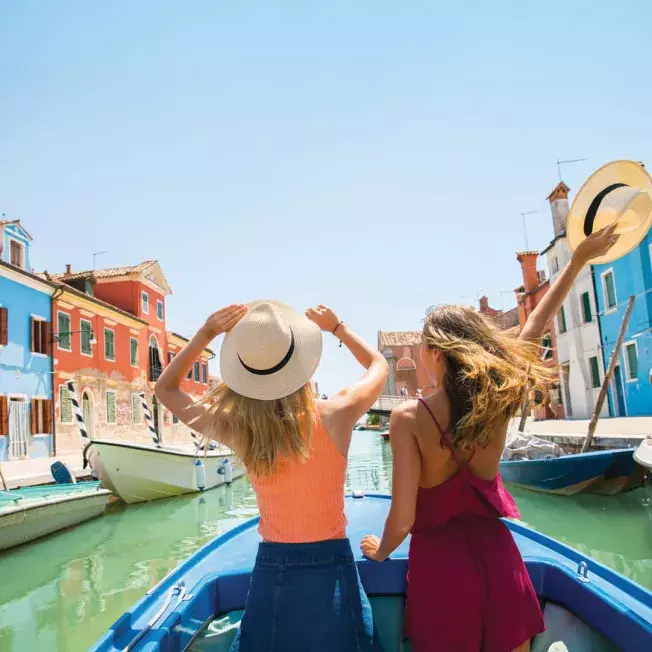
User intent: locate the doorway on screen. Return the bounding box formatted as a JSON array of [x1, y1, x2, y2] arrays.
[[612, 365, 627, 417], [82, 391, 94, 438], [8, 398, 28, 459]]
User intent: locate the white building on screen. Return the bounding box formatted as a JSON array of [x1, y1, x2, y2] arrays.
[[541, 182, 608, 419]]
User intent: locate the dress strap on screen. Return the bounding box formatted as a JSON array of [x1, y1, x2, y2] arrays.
[[417, 398, 461, 465]]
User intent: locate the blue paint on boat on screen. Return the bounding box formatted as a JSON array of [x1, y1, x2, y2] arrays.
[[500, 448, 636, 494], [92, 494, 652, 652]]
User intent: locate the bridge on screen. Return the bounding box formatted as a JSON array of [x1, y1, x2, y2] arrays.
[[367, 395, 407, 415]]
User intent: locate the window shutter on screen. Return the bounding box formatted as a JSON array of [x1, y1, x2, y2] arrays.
[[0, 396, 8, 435], [30, 317, 36, 352], [0, 307, 8, 345], [45, 322, 53, 356], [30, 398, 37, 435], [44, 400, 53, 434]]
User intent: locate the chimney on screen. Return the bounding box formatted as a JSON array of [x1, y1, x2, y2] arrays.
[[517, 252, 539, 294], [547, 181, 570, 237], [479, 296, 489, 313], [65, 264, 72, 276]]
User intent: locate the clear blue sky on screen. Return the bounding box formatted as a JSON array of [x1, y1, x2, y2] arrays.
[[1, 1, 651, 394]]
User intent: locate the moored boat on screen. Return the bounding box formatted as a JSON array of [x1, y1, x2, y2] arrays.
[[500, 448, 642, 496], [92, 493, 652, 651], [84, 439, 244, 504], [634, 437, 652, 473], [0, 481, 111, 551]]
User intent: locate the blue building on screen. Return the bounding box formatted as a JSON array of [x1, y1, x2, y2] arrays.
[[594, 228, 652, 417], [0, 220, 57, 461]]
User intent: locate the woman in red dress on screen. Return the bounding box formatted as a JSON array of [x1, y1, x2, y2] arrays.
[[361, 224, 618, 651]]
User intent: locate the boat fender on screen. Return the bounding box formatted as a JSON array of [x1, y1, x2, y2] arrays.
[[195, 459, 206, 491], [223, 458, 233, 484]]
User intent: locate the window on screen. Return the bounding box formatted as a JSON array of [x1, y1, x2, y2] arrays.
[[558, 305, 567, 334], [132, 394, 142, 424], [106, 391, 117, 424], [0, 306, 8, 346], [141, 292, 149, 315], [31, 398, 52, 435], [202, 363, 208, 384], [551, 255, 559, 274], [589, 356, 601, 388], [57, 312, 71, 350], [9, 240, 24, 268], [80, 320, 93, 355], [194, 361, 200, 381], [168, 351, 175, 364], [541, 333, 553, 360], [104, 328, 115, 361], [59, 386, 74, 424], [603, 270, 617, 311], [156, 300, 164, 321], [130, 337, 139, 367], [172, 412, 179, 424], [31, 317, 51, 355], [187, 364, 192, 380], [581, 292, 592, 323], [624, 342, 638, 380]]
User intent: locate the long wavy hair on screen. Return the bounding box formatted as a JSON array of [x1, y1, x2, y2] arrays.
[[422, 305, 556, 450], [199, 382, 316, 476]]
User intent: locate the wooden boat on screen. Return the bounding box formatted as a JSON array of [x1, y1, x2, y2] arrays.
[[92, 494, 652, 652], [379, 427, 390, 441], [0, 481, 111, 551], [84, 439, 245, 504], [634, 437, 652, 472], [500, 448, 644, 495]]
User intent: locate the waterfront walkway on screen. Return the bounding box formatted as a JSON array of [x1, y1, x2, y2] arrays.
[[1, 453, 87, 489]]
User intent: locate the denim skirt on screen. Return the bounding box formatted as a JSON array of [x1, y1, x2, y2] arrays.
[[229, 538, 381, 652]]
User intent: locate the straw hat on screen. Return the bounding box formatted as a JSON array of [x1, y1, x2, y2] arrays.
[[220, 300, 322, 400], [567, 160, 652, 264]]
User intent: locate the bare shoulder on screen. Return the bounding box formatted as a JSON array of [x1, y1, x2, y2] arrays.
[[390, 399, 419, 430]]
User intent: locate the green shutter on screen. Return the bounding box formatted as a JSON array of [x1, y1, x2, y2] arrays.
[[626, 344, 638, 379], [60, 386, 73, 423], [581, 292, 592, 323], [81, 321, 92, 354], [605, 273, 617, 309], [105, 329, 115, 360], [130, 338, 138, 366], [132, 395, 141, 423], [106, 392, 117, 424], [589, 357, 601, 388], [57, 313, 71, 349], [558, 306, 567, 334]]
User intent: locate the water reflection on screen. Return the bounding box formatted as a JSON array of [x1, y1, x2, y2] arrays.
[[0, 433, 651, 651]]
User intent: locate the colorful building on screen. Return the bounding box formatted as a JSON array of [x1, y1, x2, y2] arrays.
[[593, 227, 652, 417], [377, 331, 426, 398], [542, 183, 608, 420], [41, 261, 213, 455], [0, 220, 57, 461], [514, 252, 564, 420]]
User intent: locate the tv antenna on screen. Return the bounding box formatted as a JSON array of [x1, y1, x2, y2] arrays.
[[521, 211, 537, 250], [557, 158, 586, 182]]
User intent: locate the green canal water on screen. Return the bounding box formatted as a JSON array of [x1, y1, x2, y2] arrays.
[[1, 432, 651, 651]]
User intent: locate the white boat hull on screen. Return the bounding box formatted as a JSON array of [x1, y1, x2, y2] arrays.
[[0, 488, 111, 551], [634, 438, 652, 472], [85, 440, 245, 504]]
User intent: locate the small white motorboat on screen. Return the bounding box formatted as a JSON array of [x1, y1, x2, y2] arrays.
[[634, 437, 652, 472], [0, 481, 111, 551], [84, 440, 245, 504]]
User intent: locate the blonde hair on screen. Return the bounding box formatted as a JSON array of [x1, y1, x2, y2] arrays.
[[423, 305, 556, 450], [199, 382, 317, 476]]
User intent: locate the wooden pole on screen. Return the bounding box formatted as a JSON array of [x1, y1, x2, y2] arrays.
[[0, 464, 7, 491], [518, 393, 530, 433], [581, 295, 636, 453]]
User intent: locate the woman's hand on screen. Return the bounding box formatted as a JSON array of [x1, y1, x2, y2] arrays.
[[305, 304, 341, 333], [200, 305, 248, 339], [360, 535, 386, 562], [572, 224, 620, 265]]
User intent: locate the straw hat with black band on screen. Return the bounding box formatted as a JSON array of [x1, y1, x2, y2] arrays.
[[220, 300, 323, 401], [567, 160, 652, 264]]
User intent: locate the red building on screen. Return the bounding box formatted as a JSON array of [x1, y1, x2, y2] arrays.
[[42, 261, 213, 453], [514, 252, 564, 420]]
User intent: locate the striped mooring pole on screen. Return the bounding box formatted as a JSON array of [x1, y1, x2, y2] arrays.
[[139, 392, 160, 446], [66, 381, 89, 443]]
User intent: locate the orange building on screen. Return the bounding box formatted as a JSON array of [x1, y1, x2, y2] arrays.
[[514, 252, 564, 420], [377, 331, 429, 398], [42, 261, 212, 453]]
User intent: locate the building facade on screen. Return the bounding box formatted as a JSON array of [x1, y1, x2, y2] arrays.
[[0, 220, 56, 461], [593, 227, 652, 417], [377, 331, 427, 398], [542, 183, 608, 420], [43, 261, 213, 455]]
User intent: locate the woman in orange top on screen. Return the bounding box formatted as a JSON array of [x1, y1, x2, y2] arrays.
[[156, 301, 388, 651]]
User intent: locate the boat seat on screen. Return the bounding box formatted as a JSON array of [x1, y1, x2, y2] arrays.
[[532, 601, 619, 652], [186, 597, 413, 651]]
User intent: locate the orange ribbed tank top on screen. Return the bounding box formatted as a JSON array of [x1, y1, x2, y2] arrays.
[[248, 418, 348, 543]]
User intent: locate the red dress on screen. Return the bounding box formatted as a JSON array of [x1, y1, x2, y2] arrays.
[[404, 399, 545, 651]]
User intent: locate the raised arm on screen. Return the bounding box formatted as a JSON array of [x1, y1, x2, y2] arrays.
[[305, 305, 388, 440], [519, 225, 618, 342], [155, 305, 247, 441]]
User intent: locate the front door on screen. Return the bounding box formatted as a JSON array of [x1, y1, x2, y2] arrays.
[[613, 365, 627, 416], [8, 398, 28, 459], [82, 392, 94, 438]]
